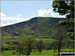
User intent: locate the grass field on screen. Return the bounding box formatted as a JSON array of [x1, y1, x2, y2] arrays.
[[1, 49, 74, 55]]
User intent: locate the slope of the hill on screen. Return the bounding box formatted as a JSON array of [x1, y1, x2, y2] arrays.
[[1, 17, 65, 37]]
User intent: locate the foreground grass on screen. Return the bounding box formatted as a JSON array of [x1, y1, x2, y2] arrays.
[[31, 50, 58, 55], [1, 49, 74, 55], [1, 50, 58, 55]]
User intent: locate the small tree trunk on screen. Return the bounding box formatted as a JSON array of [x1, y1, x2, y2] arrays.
[[58, 38, 62, 53], [58, 39, 62, 56], [39, 50, 41, 54], [27, 51, 31, 56], [54, 49, 55, 53]]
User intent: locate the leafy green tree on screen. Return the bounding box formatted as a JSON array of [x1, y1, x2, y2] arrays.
[[16, 43, 24, 55], [24, 37, 35, 56], [55, 29, 67, 53], [51, 40, 58, 53], [36, 40, 43, 54], [52, 0, 74, 39], [52, 0, 74, 18], [15, 37, 35, 56]]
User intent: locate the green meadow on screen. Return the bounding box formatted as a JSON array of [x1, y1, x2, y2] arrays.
[[1, 49, 74, 55]]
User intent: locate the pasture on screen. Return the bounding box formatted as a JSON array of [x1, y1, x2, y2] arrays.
[[1, 49, 74, 55]]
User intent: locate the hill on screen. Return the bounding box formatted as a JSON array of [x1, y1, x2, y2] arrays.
[[1, 17, 65, 37]]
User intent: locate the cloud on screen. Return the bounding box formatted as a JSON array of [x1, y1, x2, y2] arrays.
[[0, 12, 31, 27], [38, 9, 55, 17], [1, 23, 8, 27], [0, 12, 6, 17], [16, 15, 22, 18]]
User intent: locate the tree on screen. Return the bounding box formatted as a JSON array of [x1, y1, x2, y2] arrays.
[[51, 40, 58, 53], [24, 37, 35, 56], [44, 42, 51, 51], [52, 0, 74, 39], [36, 40, 43, 54], [16, 43, 24, 55], [55, 29, 67, 53], [15, 37, 35, 56], [52, 0, 74, 18]]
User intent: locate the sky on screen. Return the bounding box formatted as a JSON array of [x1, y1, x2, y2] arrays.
[[0, 0, 65, 27]]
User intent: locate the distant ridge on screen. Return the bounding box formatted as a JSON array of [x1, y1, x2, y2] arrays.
[[1, 17, 65, 37]]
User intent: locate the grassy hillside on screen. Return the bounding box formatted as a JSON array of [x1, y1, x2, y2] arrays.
[[1, 17, 65, 37]]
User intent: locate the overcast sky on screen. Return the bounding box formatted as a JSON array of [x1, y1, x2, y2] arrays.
[[0, 0, 65, 27]]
